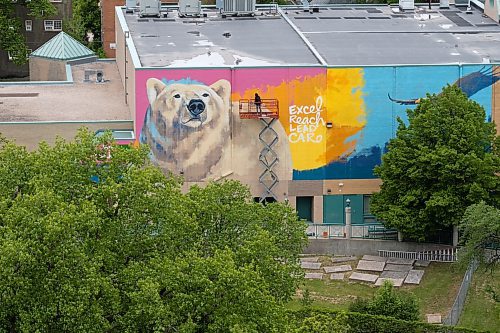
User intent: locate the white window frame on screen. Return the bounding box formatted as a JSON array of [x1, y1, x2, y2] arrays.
[[25, 20, 32, 31], [44, 20, 62, 31]]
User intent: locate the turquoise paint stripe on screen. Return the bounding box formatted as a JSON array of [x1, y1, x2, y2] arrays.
[[136, 63, 500, 70], [136, 64, 325, 70], [136, 62, 500, 70], [65, 63, 73, 82]]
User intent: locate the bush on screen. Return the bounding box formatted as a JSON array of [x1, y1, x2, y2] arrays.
[[294, 312, 350, 333], [290, 308, 486, 333], [348, 280, 419, 321]]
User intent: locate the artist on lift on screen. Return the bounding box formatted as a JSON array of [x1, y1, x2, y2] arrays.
[[254, 93, 262, 113]]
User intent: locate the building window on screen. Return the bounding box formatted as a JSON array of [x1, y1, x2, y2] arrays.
[[25, 20, 32, 31], [44, 20, 62, 31], [95, 130, 135, 141]]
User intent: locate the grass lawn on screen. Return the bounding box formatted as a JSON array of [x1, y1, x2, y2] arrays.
[[290, 257, 466, 322], [458, 265, 500, 333]]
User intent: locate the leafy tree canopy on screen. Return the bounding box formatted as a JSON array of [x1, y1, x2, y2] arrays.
[[459, 202, 500, 270], [0, 0, 56, 65], [0, 129, 307, 332], [65, 0, 102, 54], [371, 85, 500, 241]]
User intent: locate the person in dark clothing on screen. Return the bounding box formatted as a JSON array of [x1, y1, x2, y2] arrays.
[[254, 93, 262, 113]]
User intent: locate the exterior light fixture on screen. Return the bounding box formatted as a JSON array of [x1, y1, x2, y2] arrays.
[[346, 198, 351, 207]]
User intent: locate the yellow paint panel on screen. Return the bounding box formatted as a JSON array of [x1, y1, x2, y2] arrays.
[[233, 68, 366, 171]]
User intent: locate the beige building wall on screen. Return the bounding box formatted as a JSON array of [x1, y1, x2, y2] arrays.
[[312, 195, 323, 223], [0, 121, 133, 150], [323, 179, 382, 196], [29, 57, 67, 81]]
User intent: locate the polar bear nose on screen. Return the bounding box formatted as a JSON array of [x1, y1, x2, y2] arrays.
[[187, 99, 205, 116]]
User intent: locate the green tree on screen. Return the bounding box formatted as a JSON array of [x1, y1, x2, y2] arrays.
[[349, 280, 420, 321], [371, 85, 500, 241], [459, 202, 500, 270], [0, 129, 307, 332], [65, 0, 102, 54], [0, 0, 56, 65]]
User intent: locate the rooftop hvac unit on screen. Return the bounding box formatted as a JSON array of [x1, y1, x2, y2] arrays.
[[453, 0, 469, 6], [126, 0, 137, 13], [140, 0, 161, 17], [222, 0, 256, 16], [439, 0, 450, 8], [399, 0, 415, 11], [179, 0, 202, 17]]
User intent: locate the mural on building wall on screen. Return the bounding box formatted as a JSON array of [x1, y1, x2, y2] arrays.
[[136, 65, 498, 182], [141, 77, 233, 181]]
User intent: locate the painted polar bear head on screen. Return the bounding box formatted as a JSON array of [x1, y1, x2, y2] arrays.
[[146, 78, 231, 129], [142, 78, 232, 181]]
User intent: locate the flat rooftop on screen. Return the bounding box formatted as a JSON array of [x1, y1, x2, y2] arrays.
[[122, 4, 500, 67], [0, 61, 131, 122]]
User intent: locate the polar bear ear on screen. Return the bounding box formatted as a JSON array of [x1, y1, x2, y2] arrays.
[[209, 79, 231, 105], [147, 78, 166, 105]]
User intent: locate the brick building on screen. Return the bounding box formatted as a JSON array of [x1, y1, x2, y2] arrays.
[[0, 0, 73, 79]]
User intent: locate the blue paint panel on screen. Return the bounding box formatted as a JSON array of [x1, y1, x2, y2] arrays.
[[293, 64, 497, 181], [356, 66, 395, 153], [294, 145, 383, 180]]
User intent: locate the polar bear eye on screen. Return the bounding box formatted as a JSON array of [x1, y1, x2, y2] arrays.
[[202, 93, 209, 97], [173, 94, 181, 98]]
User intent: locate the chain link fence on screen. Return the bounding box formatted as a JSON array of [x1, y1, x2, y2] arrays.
[[442, 260, 479, 326]]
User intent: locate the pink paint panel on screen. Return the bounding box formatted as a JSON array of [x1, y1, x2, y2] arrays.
[[231, 67, 324, 97]]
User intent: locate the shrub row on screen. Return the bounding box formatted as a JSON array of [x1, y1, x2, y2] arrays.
[[289, 308, 487, 333]]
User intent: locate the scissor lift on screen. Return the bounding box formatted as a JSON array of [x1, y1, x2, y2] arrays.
[[239, 99, 280, 203]]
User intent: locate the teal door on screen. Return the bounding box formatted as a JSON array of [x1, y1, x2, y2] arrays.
[[323, 194, 364, 225], [323, 195, 344, 224], [343, 195, 363, 225]]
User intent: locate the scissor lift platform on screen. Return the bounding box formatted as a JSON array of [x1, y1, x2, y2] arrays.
[[239, 99, 280, 203]]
